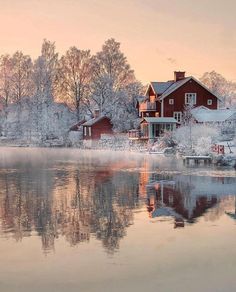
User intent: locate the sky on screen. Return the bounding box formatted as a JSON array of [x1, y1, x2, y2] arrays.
[[0, 0, 235, 84]]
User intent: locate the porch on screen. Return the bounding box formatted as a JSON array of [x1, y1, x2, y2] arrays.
[[128, 117, 178, 141]]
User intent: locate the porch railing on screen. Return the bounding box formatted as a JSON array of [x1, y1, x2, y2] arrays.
[[139, 102, 156, 111]]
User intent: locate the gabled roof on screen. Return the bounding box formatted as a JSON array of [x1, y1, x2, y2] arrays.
[[82, 115, 111, 126], [70, 119, 87, 131], [191, 107, 236, 123], [160, 77, 192, 100], [145, 76, 222, 101], [149, 81, 174, 95], [142, 117, 178, 124], [160, 76, 222, 101]]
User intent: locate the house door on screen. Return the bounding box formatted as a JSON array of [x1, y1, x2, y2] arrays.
[[154, 124, 160, 137]]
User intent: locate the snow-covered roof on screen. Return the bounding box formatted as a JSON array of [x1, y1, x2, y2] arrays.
[[151, 206, 182, 218], [160, 77, 192, 100], [70, 119, 86, 131], [150, 81, 174, 95], [136, 96, 146, 102], [191, 107, 236, 123], [82, 115, 110, 126], [143, 117, 178, 124], [145, 76, 221, 101]]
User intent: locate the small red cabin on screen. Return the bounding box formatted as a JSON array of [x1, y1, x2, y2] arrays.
[[82, 116, 113, 140]]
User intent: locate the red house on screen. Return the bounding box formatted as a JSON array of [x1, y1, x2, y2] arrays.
[[138, 71, 221, 123], [82, 112, 113, 140]]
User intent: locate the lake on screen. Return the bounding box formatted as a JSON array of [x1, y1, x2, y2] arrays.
[[0, 148, 235, 292]]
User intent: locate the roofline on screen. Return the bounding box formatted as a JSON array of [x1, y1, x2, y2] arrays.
[[160, 76, 222, 101], [142, 117, 179, 124], [82, 116, 110, 126], [160, 77, 191, 100], [191, 76, 222, 101], [144, 83, 156, 96]]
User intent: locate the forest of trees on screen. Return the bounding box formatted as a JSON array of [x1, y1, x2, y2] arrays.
[[0, 38, 142, 143]]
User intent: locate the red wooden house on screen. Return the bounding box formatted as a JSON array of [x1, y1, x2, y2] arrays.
[[138, 71, 221, 123], [82, 112, 113, 140]]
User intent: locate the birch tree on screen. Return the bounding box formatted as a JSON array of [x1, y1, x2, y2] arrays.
[[57, 47, 92, 119], [200, 71, 236, 108], [0, 54, 13, 107], [32, 40, 59, 141], [11, 51, 34, 103], [90, 38, 136, 113]]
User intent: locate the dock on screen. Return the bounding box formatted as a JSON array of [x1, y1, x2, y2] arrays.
[[183, 155, 212, 165]]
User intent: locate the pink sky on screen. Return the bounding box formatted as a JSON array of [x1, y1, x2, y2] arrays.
[[0, 0, 235, 83]]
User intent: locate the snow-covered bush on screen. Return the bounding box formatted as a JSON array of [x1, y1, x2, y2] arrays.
[[173, 124, 219, 155], [194, 136, 212, 155], [1, 99, 76, 145], [148, 131, 177, 152]]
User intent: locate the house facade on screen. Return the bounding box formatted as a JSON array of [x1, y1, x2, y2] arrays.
[[138, 71, 220, 124], [82, 116, 113, 140]]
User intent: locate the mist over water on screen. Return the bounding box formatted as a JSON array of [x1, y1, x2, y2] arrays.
[[0, 147, 235, 292]]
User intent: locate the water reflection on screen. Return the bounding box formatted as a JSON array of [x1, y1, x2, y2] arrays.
[[0, 151, 235, 254], [0, 160, 140, 254]]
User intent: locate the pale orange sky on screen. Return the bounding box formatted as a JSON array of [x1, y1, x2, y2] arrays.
[[0, 0, 235, 83]]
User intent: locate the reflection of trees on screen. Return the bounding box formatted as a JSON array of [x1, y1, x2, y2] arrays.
[[91, 172, 139, 253], [0, 163, 139, 254], [0, 169, 55, 252]]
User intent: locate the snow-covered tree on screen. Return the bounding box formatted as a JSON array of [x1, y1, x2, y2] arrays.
[[57, 47, 92, 119], [182, 102, 196, 150], [174, 124, 219, 155], [10, 51, 34, 103], [0, 54, 13, 107], [31, 40, 60, 141], [200, 71, 236, 108], [33, 39, 58, 100], [89, 38, 141, 131]]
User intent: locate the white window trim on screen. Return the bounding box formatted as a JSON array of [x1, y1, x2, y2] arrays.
[[173, 111, 182, 123], [185, 93, 197, 105], [84, 127, 87, 136], [88, 127, 91, 136], [169, 98, 174, 105], [207, 99, 212, 105]]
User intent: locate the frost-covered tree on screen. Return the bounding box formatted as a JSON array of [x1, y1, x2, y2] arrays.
[[0, 54, 13, 107], [182, 102, 196, 149], [10, 51, 34, 103], [174, 124, 219, 155], [200, 71, 236, 108], [89, 38, 141, 131], [34, 39, 58, 100], [31, 40, 60, 141], [57, 47, 92, 119]]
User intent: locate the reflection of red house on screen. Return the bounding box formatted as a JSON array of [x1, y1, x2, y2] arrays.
[[138, 71, 221, 123], [146, 181, 218, 223], [82, 115, 113, 140]]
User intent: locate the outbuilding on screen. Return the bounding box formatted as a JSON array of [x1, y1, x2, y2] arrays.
[[82, 115, 113, 140]]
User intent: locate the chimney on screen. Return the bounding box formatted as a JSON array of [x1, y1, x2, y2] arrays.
[[93, 109, 100, 118], [174, 71, 185, 82]]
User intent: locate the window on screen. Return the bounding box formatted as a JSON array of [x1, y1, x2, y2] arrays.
[[169, 99, 174, 105], [173, 112, 182, 123], [185, 93, 197, 105], [150, 95, 155, 103], [84, 127, 87, 136], [88, 127, 91, 136], [207, 99, 212, 105]]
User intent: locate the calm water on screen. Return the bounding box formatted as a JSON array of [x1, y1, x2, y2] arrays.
[[0, 148, 236, 292]]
